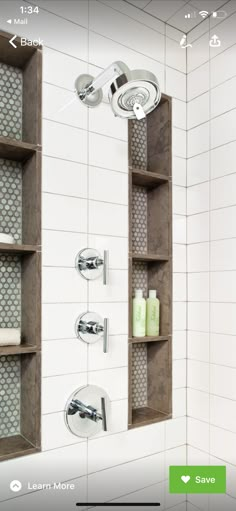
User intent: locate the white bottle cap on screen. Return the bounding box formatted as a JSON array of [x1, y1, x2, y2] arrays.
[[135, 289, 143, 299], [149, 290, 156, 298]]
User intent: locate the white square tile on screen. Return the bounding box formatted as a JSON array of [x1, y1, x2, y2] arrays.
[[211, 303, 236, 335], [166, 37, 186, 73], [173, 274, 187, 302], [173, 331, 187, 360], [36, 0, 89, 27], [89, 269, 128, 302], [43, 46, 87, 91], [211, 44, 236, 88], [166, 417, 186, 449], [211, 141, 236, 180], [187, 243, 209, 272], [187, 417, 209, 452], [165, 446, 187, 479], [173, 215, 186, 244], [107, 0, 165, 34], [42, 411, 83, 450], [173, 359, 187, 389], [42, 267, 87, 303], [166, 67, 186, 101], [210, 333, 236, 368], [89, 101, 128, 141], [43, 83, 87, 130], [188, 302, 209, 332], [211, 109, 236, 149], [88, 422, 165, 473], [187, 33, 209, 73], [187, 122, 209, 158], [211, 271, 236, 302], [210, 364, 236, 400], [173, 244, 187, 273], [187, 359, 209, 392], [211, 206, 236, 240], [187, 152, 209, 186], [173, 388, 187, 418], [187, 62, 209, 101], [42, 339, 87, 377], [187, 92, 210, 130], [89, 132, 128, 173], [173, 128, 186, 158], [173, 302, 186, 331], [187, 212, 209, 244], [88, 367, 128, 401], [188, 273, 209, 301], [145, 0, 186, 22], [173, 185, 186, 215], [209, 493, 236, 511], [90, 302, 128, 335], [211, 76, 236, 119], [210, 394, 236, 433], [42, 156, 87, 198], [42, 303, 87, 340], [211, 173, 236, 210], [88, 234, 128, 270], [42, 193, 87, 233], [173, 100, 186, 130], [43, 120, 87, 163], [173, 157, 186, 187], [210, 425, 236, 465], [188, 331, 209, 363], [187, 181, 209, 215], [89, 167, 128, 205], [88, 334, 128, 371], [42, 230, 87, 268], [42, 372, 87, 413], [187, 388, 209, 423], [188, 445, 210, 466], [88, 452, 165, 503], [89, 200, 128, 237]]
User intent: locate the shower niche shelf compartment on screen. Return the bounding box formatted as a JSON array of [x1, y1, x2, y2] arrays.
[[128, 94, 172, 429], [0, 31, 42, 460]]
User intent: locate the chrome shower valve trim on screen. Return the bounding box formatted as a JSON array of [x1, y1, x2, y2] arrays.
[[76, 248, 109, 285], [65, 385, 110, 438], [75, 312, 109, 353]]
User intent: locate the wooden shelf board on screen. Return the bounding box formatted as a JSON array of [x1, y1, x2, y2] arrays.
[[0, 137, 40, 161], [129, 336, 169, 344], [131, 253, 169, 262], [0, 345, 38, 356], [0, 435, 38, 462], [131, 168, 169, 188], [129, 407, 171, 429], [0, 243, 38, 254]]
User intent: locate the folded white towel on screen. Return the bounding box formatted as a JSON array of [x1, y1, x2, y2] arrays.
[[0, 328, 21, 346], [0, 233, 14, 244]]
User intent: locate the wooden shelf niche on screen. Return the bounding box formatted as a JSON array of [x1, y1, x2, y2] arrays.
[[0, 31, 42, 460], [128, 95, 172, 429]]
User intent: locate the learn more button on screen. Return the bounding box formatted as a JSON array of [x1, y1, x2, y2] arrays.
[[169, 466, 226, 494]]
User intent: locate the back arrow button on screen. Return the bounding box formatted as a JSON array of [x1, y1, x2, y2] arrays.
[[9, 35, 17, 48]]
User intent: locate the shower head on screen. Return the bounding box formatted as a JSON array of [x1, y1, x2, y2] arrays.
[[75, 61, 161, 120]]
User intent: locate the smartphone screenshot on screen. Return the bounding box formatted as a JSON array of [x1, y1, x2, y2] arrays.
[[0, 0, 235, 510]]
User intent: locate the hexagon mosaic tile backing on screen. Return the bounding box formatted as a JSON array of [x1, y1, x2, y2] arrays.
[[0, 255, 21, 329], [132, 343, 147, 409], [0, 63, 22, 140], [0, 159, 22, 244], [130, 118, 147, 170], [132, 261, 148, 299], [0, 355, 21, 438], [132, 185, 147, 253]]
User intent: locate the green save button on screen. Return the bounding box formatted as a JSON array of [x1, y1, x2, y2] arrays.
[[169, 466, 226, 494]]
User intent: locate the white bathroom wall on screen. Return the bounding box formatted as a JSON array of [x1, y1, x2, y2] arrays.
[[187, 2, 236, 510], [0, 1, 187, 509]]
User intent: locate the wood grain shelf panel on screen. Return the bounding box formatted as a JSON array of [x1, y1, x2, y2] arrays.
[[0, 435, 38, 462], [0, 243, 38, 254], [131, 253, 169, 262], [129, 336, 169, 344], [0, 345, 38, 356], [132, 168, 169, 188], [0, 137, 39, 161], [129, 407, 171, 429]]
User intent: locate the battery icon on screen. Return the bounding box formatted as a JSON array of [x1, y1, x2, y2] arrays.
[[212, 10, 227, 18]]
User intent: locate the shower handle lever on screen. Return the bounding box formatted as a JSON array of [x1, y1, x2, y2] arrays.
[[68, 398, 107, 431], [76, 313, 109, 354], [76, 248, 109, 285]]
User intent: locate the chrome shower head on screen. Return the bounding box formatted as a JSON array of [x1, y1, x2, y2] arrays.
[[75, 61, 161, 120]]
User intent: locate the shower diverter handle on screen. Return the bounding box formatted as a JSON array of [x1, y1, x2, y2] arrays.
[[76, 312, 109, 353], [68, 397, 107, 431], [76, 248, 109, 285]]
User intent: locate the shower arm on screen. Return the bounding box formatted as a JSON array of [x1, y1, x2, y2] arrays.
[[78, 61, 130, 100]]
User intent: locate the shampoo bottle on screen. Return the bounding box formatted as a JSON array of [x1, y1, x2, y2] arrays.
[[146, 290, 160, 336], [133, 289, 146, 337]]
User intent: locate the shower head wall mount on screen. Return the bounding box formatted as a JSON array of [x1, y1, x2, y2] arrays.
[[75, 61, 161, 120]]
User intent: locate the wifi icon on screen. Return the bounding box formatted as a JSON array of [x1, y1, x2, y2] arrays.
[[199, 10, 209, 18]]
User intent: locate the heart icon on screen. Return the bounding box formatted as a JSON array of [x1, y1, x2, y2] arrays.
[[181, 475, 190, 484]]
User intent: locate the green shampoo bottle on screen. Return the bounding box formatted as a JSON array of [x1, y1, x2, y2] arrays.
[[133, 289, 146, 337], [146, 290, 160, 336]]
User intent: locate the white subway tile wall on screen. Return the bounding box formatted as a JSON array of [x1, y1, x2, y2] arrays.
[[0, 0, 187, 509]]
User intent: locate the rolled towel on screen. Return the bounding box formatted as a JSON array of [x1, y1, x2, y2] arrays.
[[0, 328, 21, 346], [0, 233, 15, 244]]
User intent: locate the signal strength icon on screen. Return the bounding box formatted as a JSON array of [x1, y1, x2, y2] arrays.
[[199, 10, 209, 18], [185, 12, 197, 18]]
